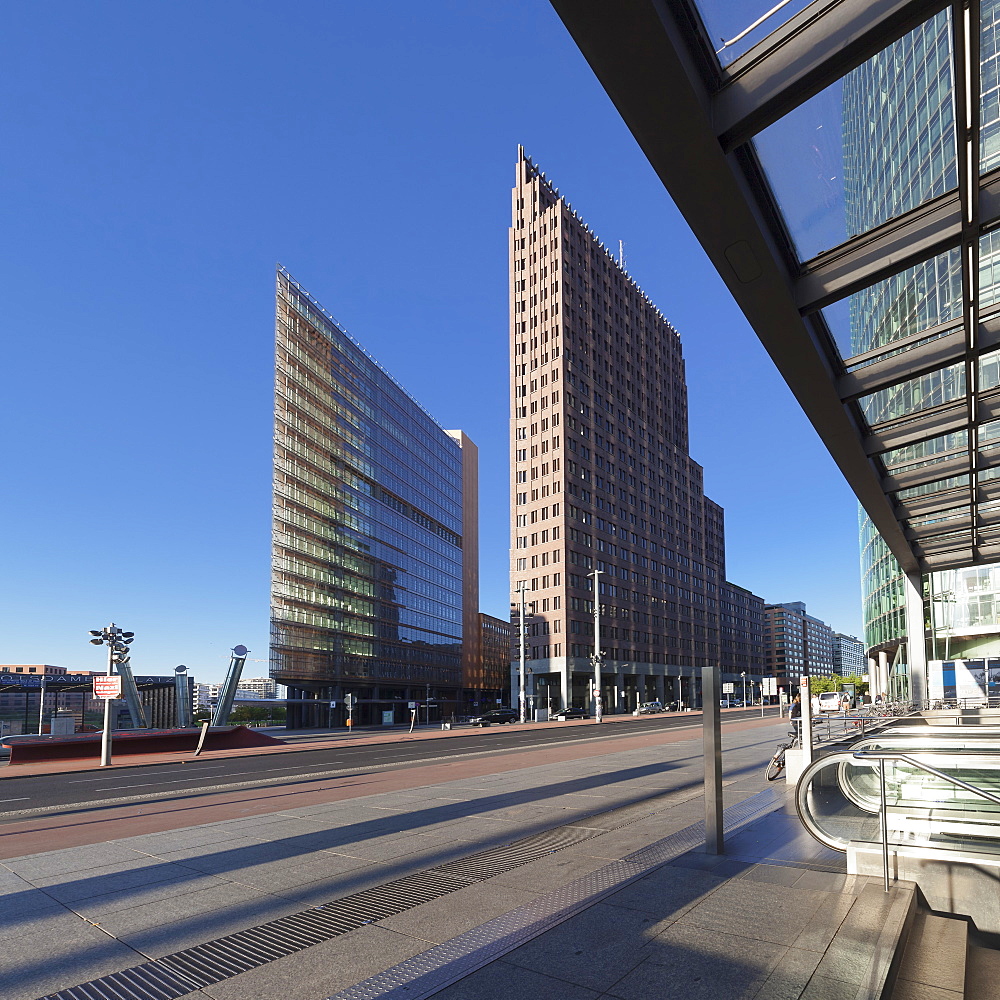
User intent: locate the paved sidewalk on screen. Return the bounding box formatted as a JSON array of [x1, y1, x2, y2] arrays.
[[0, 719, 864, 1000]]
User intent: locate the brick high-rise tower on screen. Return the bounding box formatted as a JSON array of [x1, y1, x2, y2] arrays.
[[509, 150, 726, 714]]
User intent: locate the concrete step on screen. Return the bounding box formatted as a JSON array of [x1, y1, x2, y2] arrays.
[[803, 881, 916, 999], [966, 940, 1000, 1000], [890, 910, 966, 1000]]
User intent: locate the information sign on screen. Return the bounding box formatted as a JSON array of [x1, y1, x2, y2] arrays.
[[722, 683, 734, 693], [93, 676, 122, 700]]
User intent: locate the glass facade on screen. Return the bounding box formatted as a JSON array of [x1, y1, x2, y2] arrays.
[[271, 268, 464, 726], [839, 4, 1000, 659], [550, 0, 1000, 701]]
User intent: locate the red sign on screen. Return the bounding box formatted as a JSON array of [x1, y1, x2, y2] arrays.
[[93, 676, 122, 699]]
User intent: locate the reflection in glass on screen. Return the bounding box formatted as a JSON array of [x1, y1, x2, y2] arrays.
[[859, 362, 965, 425], [884, 430, 968, 472], [272, 270, 465, 712], [931, 564, 1000, 652], [694, 0, 813, 66], [823, 250, 963, 361], [983, 1, 1000, 171], [753, 11, 955, 263]]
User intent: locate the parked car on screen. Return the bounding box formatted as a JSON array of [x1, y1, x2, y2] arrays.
[[551, 707, 589, 720], [470, 708, 519, 726], [639, 701, 665, 714], [817, 691, 843, 713]]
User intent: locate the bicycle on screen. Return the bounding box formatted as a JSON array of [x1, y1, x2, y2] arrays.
[[765, 728, 800, 781]]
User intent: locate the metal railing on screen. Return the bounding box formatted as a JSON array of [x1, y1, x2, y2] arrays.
[[852, 748, 1000, 891], [805, 709, 901, 744]]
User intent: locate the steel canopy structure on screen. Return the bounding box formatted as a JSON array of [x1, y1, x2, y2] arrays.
[[549, 0, 1000, 581]]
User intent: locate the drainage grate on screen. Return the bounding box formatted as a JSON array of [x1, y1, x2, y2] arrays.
[[37, 798, 664, 1000], [327, 786, 783, 1000]]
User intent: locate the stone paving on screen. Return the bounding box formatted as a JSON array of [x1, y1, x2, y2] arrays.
[[0, 720, 883, 1000]]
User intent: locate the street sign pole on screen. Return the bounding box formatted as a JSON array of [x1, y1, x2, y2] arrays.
[[101, 642, 114, 767]]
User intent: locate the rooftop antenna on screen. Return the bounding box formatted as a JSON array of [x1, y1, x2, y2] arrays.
[[618, 240, 627, 271]]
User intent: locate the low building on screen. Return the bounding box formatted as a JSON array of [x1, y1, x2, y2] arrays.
[[476, 613, 513, 711], [832, 633, 866, 677], [763, 602, 835, 693], [719, 583, 765, 697]]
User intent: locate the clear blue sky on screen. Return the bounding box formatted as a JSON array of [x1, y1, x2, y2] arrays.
[[0, 2, 864, 682]]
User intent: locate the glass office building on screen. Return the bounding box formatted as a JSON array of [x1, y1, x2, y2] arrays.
[[843, 7, 1000, 669], [271, 268, 467, 726], [547, 0, 1000, 706]]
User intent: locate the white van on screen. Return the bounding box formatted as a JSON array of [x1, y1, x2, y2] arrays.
[[817, 691, 843, 713]]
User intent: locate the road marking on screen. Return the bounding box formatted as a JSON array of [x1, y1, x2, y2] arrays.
[[68, 764, 231, 783], [0, 714, 772, 816], [0, 797, 29, 803]]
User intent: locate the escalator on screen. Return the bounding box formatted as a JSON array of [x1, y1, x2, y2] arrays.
[[795, 723, 1000, 931]]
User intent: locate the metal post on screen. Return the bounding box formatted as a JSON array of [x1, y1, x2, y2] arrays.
[[879, 760, 890, 891], [905, 571, 929, 707], [799, 675, 813, 765], [703, 666, 723, 854], [37, 676, 46, 736], [517, 583, 527, 723], [590, 569, 603, 722]]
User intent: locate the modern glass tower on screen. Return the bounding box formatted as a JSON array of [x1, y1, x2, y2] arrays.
[[549, 0, 1000, 709], [271, 267, 473, 726], [844, 8, 1000, 683]]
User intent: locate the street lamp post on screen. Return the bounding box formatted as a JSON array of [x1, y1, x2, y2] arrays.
[[37, 675, 47, 735], [514, 582, 528, 724], [741, 671, 747, 708], [87, 623, 135, 767], [590, 568, 603, 723]]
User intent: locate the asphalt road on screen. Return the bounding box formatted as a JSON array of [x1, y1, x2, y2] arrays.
[[0, 708, 770, 819]]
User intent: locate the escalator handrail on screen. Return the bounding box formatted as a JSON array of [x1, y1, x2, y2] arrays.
[[795, 747, 1000, 853], [851, 750, 1000, 807]]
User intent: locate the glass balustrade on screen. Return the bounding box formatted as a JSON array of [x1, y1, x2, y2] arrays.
[[797, 741, 1000, 857]]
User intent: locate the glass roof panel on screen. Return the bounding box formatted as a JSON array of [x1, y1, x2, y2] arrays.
[[980, 348, 1000, 391], [694, 0, 813, 66], [822, 248, 963, 361], [980, 230, 1000, 309], [859, 361, 966, 426], [895, 475, 970, 501], [883, 430, 969, 470], [983, 0, 1000, 171], [753, 10, 956, 263]]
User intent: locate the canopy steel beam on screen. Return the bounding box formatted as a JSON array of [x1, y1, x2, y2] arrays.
[[796, 191, 963, 315], [838, 329, 966, 402], [865, 403, 969, 455], [791, 172, 1000, 317], [715, 0, 950, 151], [549, 0, 921, 573], [897, 490, 971, 520], [884, 453, 971, 492]]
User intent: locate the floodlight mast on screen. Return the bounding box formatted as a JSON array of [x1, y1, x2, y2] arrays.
[[87, 622, 134, 767]]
